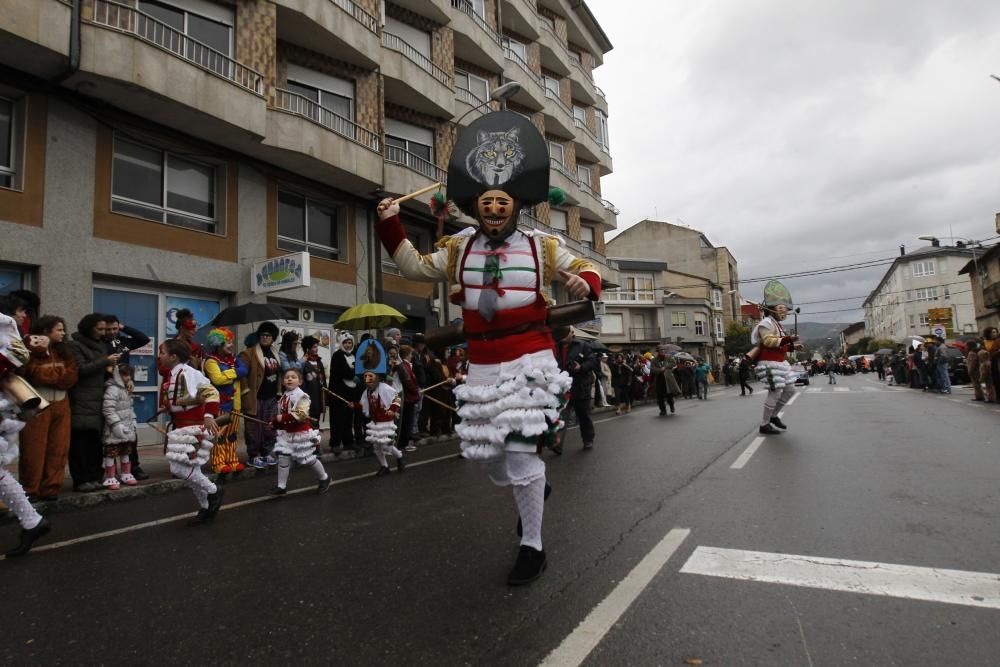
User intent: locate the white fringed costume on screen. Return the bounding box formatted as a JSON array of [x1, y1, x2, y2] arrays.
[[0, 313, 43, 532], [165, 425, 217, 509], [361, 382, 403, 467], [751, 315, 798, 427], [272, 387, 327, 489]]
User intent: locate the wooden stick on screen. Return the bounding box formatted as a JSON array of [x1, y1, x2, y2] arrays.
[[231, 410, 271, 426], [392, 181, 442, 206], [421, 393, 457, 413], [322, 386, 354, 406], [419, 378, 452, 394]]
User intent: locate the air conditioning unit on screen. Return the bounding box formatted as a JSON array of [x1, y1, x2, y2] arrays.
[[300, 308, 313, 322]]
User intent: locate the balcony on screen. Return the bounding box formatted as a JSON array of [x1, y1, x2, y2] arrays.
[[259, 89, 382, 192], [381, 31, 455, 118], [502, 48, 545, 110], [0, 0, 72, 78], [594, 85, 608, 113], [599, 143, 614, 175], [391, 0, 451, 24], [450, 0, 505, 71], [601, 197, 619, 230], [518, 209, 543, 231], [568, 60, 597, 106], [577, 179, 607, 224], [573, 116, 602, 162], [536, 18, 571, 76], [605, 289, 658, 305], [384, 146, 448, 204], [548, 158, 581, 204], [274, 0, 381, 69], [500, 0, 540, 39], [542, 88, 575, 137], [630, 327, 662, 342], [74, 0, 266, 143], [454, 87, 499, 127]]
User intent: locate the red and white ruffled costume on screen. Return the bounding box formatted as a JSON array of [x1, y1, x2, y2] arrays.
[[272, 386, 327, 489], [360, 381, 403, 467], [164, 364, 220, 509]]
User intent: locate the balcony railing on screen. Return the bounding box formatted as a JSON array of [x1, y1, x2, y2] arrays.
[[549, 157, 576, 181], [385, 145, 448, 183], [601, 198, 620, 215], [518, 210, 543, 229], [455, 86, 489, 113], [630, 327, 662, 341], [604, 289, 657, 304], [451, 0, 501, 44], [503, 46, 543, 88], [329, 0, 379, 34], [578, 179, 597, 198], [274, 89, 380, 152], [89, 0, 264, 96], [573, 116, 601, 143], [544, 87, 573, 117], [571, 58, 594, 83], [382, 32, 453, 86]]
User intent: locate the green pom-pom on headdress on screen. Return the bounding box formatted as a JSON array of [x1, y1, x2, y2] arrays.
[[548, 187, 566, 207]]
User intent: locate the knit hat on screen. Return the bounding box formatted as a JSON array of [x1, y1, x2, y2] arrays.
[[301, 335, 319, 350]]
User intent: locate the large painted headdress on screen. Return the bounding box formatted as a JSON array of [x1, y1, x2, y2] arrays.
[[761, 280, 793, 310], [355, 338, 387, 377]]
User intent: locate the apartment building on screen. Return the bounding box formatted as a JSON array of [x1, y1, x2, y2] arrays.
[[958, 244, 1000, 333], [603, 219, 740, 362], [0, 0, 616, 423], [863, 241, 982, 341]]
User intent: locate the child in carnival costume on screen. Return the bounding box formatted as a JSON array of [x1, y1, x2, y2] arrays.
[[375, 111, 601, 585], [268, 368, 330, 495], [0, 312, 51, 556], [355, 339, 405, 477], [159, 339, 225, 524], [751, 280, 804, 435], [203, 327, 248, 475]]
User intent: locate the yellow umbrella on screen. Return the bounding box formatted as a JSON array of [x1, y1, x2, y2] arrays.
[[335, 303, 407, 331]]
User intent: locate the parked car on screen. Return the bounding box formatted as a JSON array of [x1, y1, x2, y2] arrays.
[[791, 363, 810, 386], [938, 345, 970, 385]]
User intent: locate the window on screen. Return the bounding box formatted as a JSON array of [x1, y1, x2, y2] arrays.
[[602, 313, 623, 335], [579, 225, 594, 248], [548, 141, 565, 165], [540, 14, 555, 30], [671, 312, 687, 327], [694, 319, 705, 335], [573, 104, 587, 124], [277, 189, 347, 262], [384, 16, 431, 58], [616, 273, 655, 303], [137, 0, 234, 75], [912, 259, 935, 277], [577, 164, 592, 189], [918, 313, 929, 326], [908, 314, 915, 328], [0, 96, 13, 188], [471, 0, 486, 18], [548, 208, 567, 231], [912, 287, 938, 302], [715, 316, 724, 338], [543, 75, 560, 96], [595, 110, 610, 150], [455, 69, 489, 104], [569, 51, 582, 65], [111, 135, 221, 234], [383, 223, 428, 275], [385, 119, 435, 175], [712, 289, 722, 310], [502, 37, 527, 64]]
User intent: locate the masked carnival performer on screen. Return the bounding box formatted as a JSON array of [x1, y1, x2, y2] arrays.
[[0, 312, 51, 557], [268, 368, 329, 496], [355, 339, 405, 476], [375, 111, 600, 585], [751, 280, 802, 435], [159, 339, 224, 524], [203, 327, 247, 476]]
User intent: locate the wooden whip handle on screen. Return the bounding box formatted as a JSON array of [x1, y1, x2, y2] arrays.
[[392, 182, 443, 206]]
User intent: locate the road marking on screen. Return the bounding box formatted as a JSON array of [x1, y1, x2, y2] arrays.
[[0, 453, 460, 561], [834, 387, 850, 393], [731, 437, 765, 469], [806, 387, 821, 393], [949, 399, 963, 404], [680, 546, 1000, 610], [786, 392, 800, 407], [540, 528, 691, 667]]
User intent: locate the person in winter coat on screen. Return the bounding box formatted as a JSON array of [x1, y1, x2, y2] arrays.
[[967, 341, 985, 402], [555, 327, 597, 450], [204, 327, 248, 475], [101, 365, 139, 489], [738, 356, 754, 395], [611, 353, 633, 415], [300, 335, 327, 425], [238, 321, 281, 468], [19, 315, 78, 501], [68, 313, 120, 492], [651, 350, 681, 415], [982, 327, 999, 403], [328, 334, 364, 450]]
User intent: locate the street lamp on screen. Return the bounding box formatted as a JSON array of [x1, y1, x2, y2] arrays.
[[453, 81, 522, 126]]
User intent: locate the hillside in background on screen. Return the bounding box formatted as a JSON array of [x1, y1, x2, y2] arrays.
[[795, 321, 854, 352]]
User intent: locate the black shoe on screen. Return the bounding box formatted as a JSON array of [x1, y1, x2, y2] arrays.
[[132, 467, 150, 481], [5, 517, 51, 558], [671, 405, 675, 413], [375, 466, 390, 477], [187, 509, 211, 526], [396, 457, 406, 472], [267, 486, 287, 496], [317, 476, 332, 494], [507, 545, 547, 586], [658, 410, 667, 416], [206, 486, 225, 517], [517, 483, 552, 537], [550, 442, 563, 456], [759, 423, 782, 435], [769, 416, 788, 430], [38, 495, 59, 502]]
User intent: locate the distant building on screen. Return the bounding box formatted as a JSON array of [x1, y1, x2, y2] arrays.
[[839, 322, 865, 354], [740, 303, 761, 325], [957, 243, 1000, 333], [863, 241, 982, 341]]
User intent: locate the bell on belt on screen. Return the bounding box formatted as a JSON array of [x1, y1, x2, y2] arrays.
[[1, 374, 51, 420]]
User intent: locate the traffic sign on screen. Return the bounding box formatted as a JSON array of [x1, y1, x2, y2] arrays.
[[931, 325, 946, 338]]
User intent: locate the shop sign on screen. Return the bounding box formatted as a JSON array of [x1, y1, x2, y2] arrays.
[[252, 253, 311, 294]]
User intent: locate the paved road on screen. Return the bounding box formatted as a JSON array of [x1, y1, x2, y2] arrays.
[[3, 376, 998, 665]]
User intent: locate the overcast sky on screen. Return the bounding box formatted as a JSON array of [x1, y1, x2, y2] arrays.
[[588, 0, 1000, 322]]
